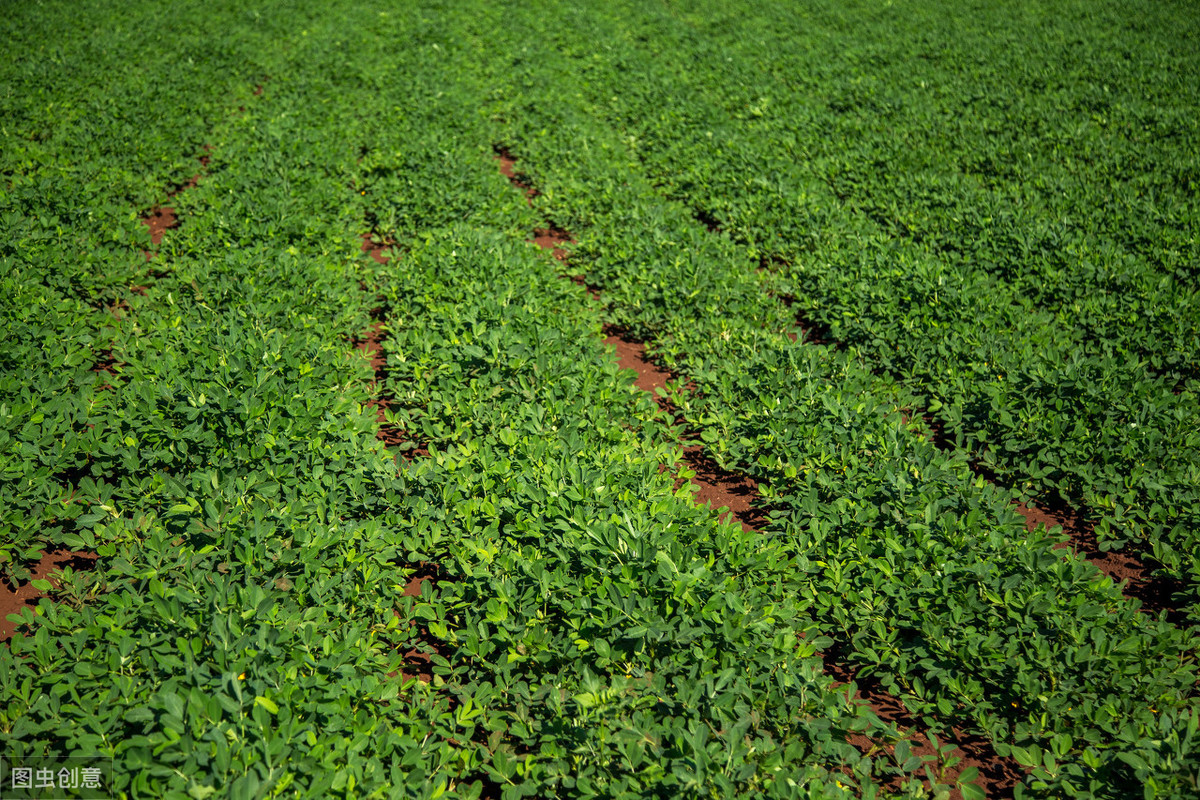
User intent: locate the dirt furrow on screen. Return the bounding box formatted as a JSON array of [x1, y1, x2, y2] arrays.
[[765, 261, 1180, 621], [1014, 498, 1187, 625], [392, 562, 449, 685], [0, 550, 97, 643], [601, 325, 1013, 799], [352, 202, 443, 686], [141, 145, 211, 261]]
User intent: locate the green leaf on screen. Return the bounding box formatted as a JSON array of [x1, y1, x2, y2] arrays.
[[254, 695, 280, 715], [960, 782, 986, 800], [1116, 751, 1150, 772]]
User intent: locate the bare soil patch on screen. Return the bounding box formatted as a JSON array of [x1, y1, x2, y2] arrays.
[[390, 562, 450, 684], [140, 146, 209, 259], [1015, 500, 1187, 624], [824, 642, 1025, 799], [1, 549, 98, 642], [532, 226, 571, 260]]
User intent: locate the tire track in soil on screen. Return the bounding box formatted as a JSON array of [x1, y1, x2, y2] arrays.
[[495, 147, 1007, 799]]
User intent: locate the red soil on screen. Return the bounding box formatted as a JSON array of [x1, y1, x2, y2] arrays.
[[680, 445, 762, 532], [958, 446, 1182, 620], [902, 382, 1179, 620], [599, 332, 761, 531], [140, 146, 209, 259], [823, 642, 1025, 798], [532, 226, 571, 261], [1014, 500, 1186, 623], [1, 549, 98, 642], [142, 206, 178, 258], [355, 223, 439, 683], [361, 231, 391, 265], [5, 144, 216, 645], [390, 562, 448, 683], [353, 319, 394, 426], [354, 232, 428, 459], [494, 147, 538, 202], [601, 334, 671, 395]]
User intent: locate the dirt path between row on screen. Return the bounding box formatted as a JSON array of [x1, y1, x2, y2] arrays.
[[764, 231, 1185, 624], [0, 551, 97, 642], [352, 196, 444, 686]]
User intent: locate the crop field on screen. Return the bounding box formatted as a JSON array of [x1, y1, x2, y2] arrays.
[[2, 0, 1199, 797]]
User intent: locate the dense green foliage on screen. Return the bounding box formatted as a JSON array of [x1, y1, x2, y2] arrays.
[[506, 0, 1200, 606], [2, 0, 1198, 799]]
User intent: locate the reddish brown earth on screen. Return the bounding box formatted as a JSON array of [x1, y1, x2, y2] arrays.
[[1, 549, 98, 642], [389, 562, 449, 684], [494, 146, 538, 202], [823, 642, 1025, 798], [679, 446, 764, 533], [495, 146, 1008, 798], [601, 338, 762, 532], [141, 146, 209, 259], [354, 234, 428, 459], [898, 371, 1179, 621], [959, 446, 1181, 620], [532, 226, 571, 261], [355, 215, 439, 684], [495, 149, 590, 294], [3, 143, 217, 649], [361, 231, 391, 266], [353, 320, 402, 445], [142, 206, 179, 258], [598, 333, 760, 531], [1013, 500, 1186, 624], [6, 144, 214, 645], [601, 334, 671, 395]]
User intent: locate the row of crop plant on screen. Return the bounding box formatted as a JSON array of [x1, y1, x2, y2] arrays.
[[0, 1, 981, 797], [5, 1, 455, 796], [328, 25, 964, 797], [489, 0, 1200, 627], [456, 1, 1200, 796]]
